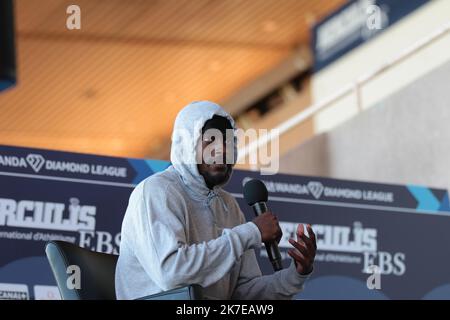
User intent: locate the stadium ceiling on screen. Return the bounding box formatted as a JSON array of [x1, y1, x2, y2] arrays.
[[0, 0, 344, 159]]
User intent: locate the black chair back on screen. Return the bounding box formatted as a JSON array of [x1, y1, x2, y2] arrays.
[[45, 240, 118, 300]]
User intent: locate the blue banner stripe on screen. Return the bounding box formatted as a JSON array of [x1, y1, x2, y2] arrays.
[[127, 159, 170, 185], [145, 160, 170, 174], [407, 185, 441, 212], [127, 159, 154, 185], [439, 193, 450, 212]]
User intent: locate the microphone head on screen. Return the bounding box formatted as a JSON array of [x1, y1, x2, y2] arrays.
[[243, 179, 268, 206]]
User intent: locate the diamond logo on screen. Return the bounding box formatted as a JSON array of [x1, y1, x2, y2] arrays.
[[26, 154, 45, 173], [307, 181, 324, 199]]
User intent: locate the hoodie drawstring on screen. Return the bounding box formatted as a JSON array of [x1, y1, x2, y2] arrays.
[[206, 190, 229, 213]]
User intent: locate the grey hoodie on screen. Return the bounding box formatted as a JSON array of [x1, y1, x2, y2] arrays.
[[115, 101, 310, 300]]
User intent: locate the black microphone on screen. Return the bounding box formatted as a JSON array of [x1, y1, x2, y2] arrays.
[[243, 179, 283, 271]]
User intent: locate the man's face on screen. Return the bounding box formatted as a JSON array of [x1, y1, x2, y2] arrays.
[[196, 116, 234, 189]]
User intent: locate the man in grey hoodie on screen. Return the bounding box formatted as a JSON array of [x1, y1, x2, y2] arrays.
[[115, 101, 316, 300]]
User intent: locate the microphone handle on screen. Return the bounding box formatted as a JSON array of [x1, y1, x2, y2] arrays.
[[252, 202, 283, 271]]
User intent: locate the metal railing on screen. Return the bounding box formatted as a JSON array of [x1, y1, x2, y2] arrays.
[[237, 21, 450, 162]]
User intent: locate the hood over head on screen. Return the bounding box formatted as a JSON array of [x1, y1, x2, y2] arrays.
[[170, 101, 237, 197]]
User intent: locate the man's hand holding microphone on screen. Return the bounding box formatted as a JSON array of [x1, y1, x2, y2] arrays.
[[252, 212, 316, 275], [244, 179, 317, 275]]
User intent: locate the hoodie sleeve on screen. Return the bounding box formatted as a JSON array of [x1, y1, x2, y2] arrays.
[[126, 179, 262, 291], [231, 249, 311, 300], [230, 206, 311, 300]]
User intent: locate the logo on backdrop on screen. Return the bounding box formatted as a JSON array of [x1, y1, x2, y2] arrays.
[[0, 153, 128, 178], [277, 221, 406, 277], [0, 196, 121, 254], [307, 181, 324, 199], [26, 154, 45, 173], [0, 197, 96, 232], [243, 177, 394, 203], [33, 285, 61, 300], [0, 283, 29, 300]]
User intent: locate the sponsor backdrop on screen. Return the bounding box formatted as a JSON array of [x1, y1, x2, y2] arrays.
[[0, 145, 449, 300]]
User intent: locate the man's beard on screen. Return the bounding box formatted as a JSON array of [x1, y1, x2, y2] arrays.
[[201, 164, 233, 188]]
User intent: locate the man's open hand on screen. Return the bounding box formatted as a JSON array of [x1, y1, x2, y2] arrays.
[[288, 224, 316, 275]]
